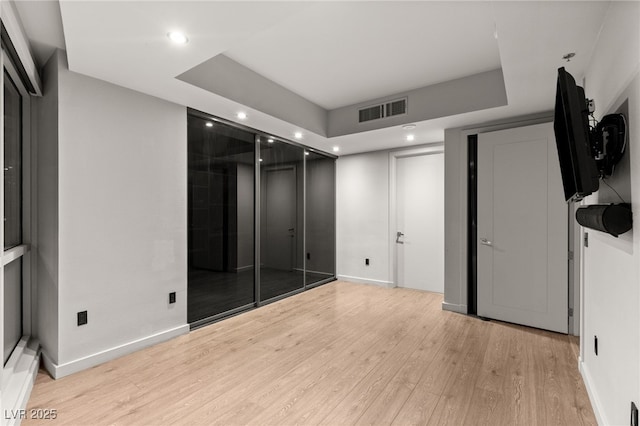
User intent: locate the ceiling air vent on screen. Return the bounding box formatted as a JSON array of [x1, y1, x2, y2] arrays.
[[386, 99, 407, 117], [358, 98, 407, 123], [359, 105, 384, 123]]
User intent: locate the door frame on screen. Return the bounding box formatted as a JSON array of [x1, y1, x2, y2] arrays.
[[463, 120, 580, 335], [389, 143, 444, 288]]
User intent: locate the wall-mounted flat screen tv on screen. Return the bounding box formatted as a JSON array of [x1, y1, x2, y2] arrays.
[[553, 67, 599, 202]]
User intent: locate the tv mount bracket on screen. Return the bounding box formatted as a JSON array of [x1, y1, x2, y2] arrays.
[[589, 111, 627, 178]]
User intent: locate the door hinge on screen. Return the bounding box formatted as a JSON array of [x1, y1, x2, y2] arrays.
[[568, 308, 574, 317], [584, 232, 589, 247], [568, 250, 574, 260]]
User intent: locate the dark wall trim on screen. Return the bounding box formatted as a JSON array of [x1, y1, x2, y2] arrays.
[[0, 23, 37, 95], [467, 134, 478, 315]]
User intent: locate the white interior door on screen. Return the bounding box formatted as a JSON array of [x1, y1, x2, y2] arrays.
[[264, 167, 296, 271], [396, 152, 444, 293], [477, 123, 568, 333]]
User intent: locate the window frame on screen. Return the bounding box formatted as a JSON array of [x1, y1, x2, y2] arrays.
[[1, 47, 35, 366]]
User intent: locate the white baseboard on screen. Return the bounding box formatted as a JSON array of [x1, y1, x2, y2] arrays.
[[579, 357, 606, 426], [2, 337, 40, 426], [441, 301, 467, 314], [337, 275, 393, 288], [42, 324, 189, 379]]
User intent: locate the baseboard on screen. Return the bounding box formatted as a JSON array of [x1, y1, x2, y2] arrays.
[[235, 265, 253, 273], [294, 268, 334, 277], [579, 357, 607, 426], [337, 275, 393, 288], [441, 301, 468, 314], [2, 337, 40, 426], [43, 324, 189, 379]]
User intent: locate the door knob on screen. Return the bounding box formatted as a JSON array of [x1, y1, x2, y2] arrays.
[[480, 238, 493, 246], [396, 231, 404, 244]]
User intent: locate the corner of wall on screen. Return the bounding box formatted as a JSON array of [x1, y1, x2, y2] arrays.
[[34, 47, 61, 365]]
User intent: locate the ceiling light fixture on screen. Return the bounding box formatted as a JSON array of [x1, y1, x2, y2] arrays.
[[259, 158, 263, 162], [267, 138, 274, 143], [237, 112, 247, 120], [167, 31, 188, 45], [205, 122, 213, 128], [333, 146, 340, 152], [406, 134, 415, 142], [294, 132, 303, 139], [304, 151, 310, 156], [402, 124, 416, 130]]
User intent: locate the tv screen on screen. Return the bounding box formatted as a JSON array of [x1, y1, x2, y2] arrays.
[[553, 67, 599, 201]]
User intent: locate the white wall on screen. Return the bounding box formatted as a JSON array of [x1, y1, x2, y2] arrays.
[[336, 150, 392, 286], [38, 51, 189, 377], [579, 3, 640, 425], [336, 146, 445, 288]]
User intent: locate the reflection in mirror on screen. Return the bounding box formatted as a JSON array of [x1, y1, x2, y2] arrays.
[[305, 152, 336, 286], [187, 116, 255, 323], [259, 139, 305, 301]]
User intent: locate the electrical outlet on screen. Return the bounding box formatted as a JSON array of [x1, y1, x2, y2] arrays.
[[594, 335, 598, 356], [169, 292, 176, 304], [77, 311, 88, 326], [631, 402, 638, 426], [365, 258, 370, 266]]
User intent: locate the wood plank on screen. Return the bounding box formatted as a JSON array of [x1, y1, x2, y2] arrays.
[[23, 281, 597, 426]]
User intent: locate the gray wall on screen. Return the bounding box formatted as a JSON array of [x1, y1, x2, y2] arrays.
[[328, 69, 507, 137], [37, 50, 188, 377], [34, 52, 60, 363], [178, 55, 328, 137]]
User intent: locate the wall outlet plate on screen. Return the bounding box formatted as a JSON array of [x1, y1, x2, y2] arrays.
[[365, 258, 370, 265], [169, 292, 176, 304], [77, 311, 88, 326]]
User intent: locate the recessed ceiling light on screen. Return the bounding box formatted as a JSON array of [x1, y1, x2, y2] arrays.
[[333, 146, 340, 152], [304, 151, 310, 156], [259, 158, 263, 162], [167, 31, 188, 45], [294, 132, 303, 139], [267, 138, 274, 143], [237, 112, 247, 120], [205, 122, 213, 127], [402, 124, 416, 130], [406, 134, 415, 142]]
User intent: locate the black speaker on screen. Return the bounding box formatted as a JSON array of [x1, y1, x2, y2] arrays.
[[575, 203, 632, 237]]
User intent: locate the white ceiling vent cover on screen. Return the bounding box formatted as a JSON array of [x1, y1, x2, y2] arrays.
[[358, 98, 407, 123]]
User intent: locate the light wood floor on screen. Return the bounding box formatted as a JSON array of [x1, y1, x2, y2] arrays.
[[25, 281, 596, 425]]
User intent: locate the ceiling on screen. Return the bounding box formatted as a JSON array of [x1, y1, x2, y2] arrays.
[[15, 1, 611, 156]]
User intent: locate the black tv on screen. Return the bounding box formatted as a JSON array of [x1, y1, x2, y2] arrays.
[[553, 67, 599, 201]]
